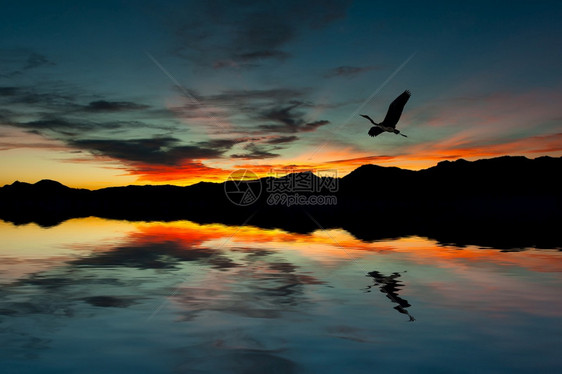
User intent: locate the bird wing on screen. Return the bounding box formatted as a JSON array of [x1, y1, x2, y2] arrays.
[[360, 114, 377, 125], [381, 90, 411, 128], [368, 126, 384, 137]]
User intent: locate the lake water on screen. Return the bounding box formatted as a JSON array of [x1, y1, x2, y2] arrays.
[[1, 217, 561, 373]]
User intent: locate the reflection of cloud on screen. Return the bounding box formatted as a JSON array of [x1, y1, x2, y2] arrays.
[[175, 349, 297, 373], [173, 254, 323, 320], [82, 295, 137, 308], [0, 219, 327, 358], [72, 241, 230, 270], [2, 218, 561, 363]]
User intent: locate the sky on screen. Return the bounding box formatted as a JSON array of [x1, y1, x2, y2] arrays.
[[1, 0, 561, 188]]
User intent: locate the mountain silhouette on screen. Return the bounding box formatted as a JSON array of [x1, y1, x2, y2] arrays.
[[1, 156, 560, 249]]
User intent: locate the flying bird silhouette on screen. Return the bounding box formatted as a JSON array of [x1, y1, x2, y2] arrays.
[[361, 90, 411, 137]]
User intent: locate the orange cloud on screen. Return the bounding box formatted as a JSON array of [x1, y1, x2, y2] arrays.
[[124, 161, 235, 185]]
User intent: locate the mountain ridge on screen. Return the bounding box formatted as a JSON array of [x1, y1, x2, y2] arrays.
[[2, 154, 558, 191], [1, 155, 560, 249]]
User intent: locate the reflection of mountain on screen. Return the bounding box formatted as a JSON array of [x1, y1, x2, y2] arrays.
[[1, 156, 561, 249], [366, 271, 415, 322]]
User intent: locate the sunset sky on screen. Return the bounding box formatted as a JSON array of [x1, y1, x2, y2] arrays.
[[1, 0, 561, 188]]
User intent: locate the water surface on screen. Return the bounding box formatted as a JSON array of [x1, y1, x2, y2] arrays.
[[1, 218, 561, 373]]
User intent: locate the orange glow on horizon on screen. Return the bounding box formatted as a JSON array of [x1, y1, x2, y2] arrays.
[[114, 131, 562, 188]]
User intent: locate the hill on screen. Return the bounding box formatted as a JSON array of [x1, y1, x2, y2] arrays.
[[1, 156, 560, 249]]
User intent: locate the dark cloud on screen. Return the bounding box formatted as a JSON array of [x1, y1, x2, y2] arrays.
[[2, 83, 304, 163], [257, 103, 331, 133], [200, 138, 244, 150], [170, 0, 351, 68], [170, 88, 330, 141], [0, 86, 19, 96], [68, 136, 236, 165], [0, 47, 314, 165], [259, 120, 329, 134], [1, 79, 317, 165], [264, 135, 299, 144], [21, 118, 119, 132], [8, 111, 255, 164], [16, 118, 160, 138], [236, 50, 291, 62], [0, 85, 153, 116], [23, 52, 55, 70], [0, 49, 54, 77], [0, 84, 172, 138], [0, 85, 74, 109], [231, 143, 279, 159], [0, 108, 17, 125], [207, 88, 305, 105], [192, 88, 329, 133], [213, 50, 291, 69], [323, 65, 379, 78], [84, 100, 149, 112]]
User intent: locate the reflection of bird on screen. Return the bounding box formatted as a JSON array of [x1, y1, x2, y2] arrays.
[[366, 270, 415, 322], [361, 90, 411, 137]]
